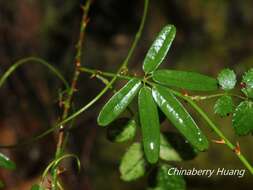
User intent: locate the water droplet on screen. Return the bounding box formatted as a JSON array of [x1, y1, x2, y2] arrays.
[[150, 142, 155, 150]]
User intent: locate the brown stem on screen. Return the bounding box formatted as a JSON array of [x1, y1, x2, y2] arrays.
[[52, 1, 92, 189]]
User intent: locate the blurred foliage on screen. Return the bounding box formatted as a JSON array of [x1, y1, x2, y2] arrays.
[[0, 0, 253, 189]]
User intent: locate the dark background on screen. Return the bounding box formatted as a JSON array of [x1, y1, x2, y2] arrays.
[[0, 0, 253, 189]]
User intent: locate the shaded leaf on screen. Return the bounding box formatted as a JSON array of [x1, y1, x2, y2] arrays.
[[120, 143, 146, 181], [162, 132, 197, 160], [150, 164, 186, 190], [217, 69, 236, 90], [152, 85, 209, 151], [107, 118, 136, 143], [160, 134, 181, 162], [139, 86, 160, 164], [232, 101, 253, 136], [0, 153, 15, 170], [241, 68, 253, 98], [31, 184, 45, 190], [97, 79, 142, 126], [143, 25, 176, 74], [152, 70, 218, 91], [214, 95, 234, 117]]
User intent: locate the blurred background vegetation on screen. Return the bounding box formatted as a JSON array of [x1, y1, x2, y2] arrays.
[[0, 0, 253, 189]]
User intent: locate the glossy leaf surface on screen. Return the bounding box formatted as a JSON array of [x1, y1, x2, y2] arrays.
[[98, 79, 142, 126], [120, 143, 146, 181], [241, 68, 253, 98], [139, 86, 160, 163], [232, 101, 253, 136], [214, 95, 233, 117], [0, 153, 15, 170], [152, 85, 209, 151], [160, 134, 181, 162], [152, 69, 218, 91], [143, 25, 176, 74], [106, 118, 136, 143], [217, 69, 236, 90]]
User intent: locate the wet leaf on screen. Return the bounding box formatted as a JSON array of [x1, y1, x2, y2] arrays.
[[139, 86, 160, 164], [160, 134, 181, 162], [217, 69, 236, 90], [107, 118, 136, 143], [152, 70, 218, 91], [241, 68, 253, 98], [150, 164, 186, 190], [143, 25, 176, 74], [214, 95, 234, 117], [232, 101, 253, 136], [0, 153, 15, 170], [97, 79, 142, 126], [152, 85, 209, 151], [120, 143, 146, 181]]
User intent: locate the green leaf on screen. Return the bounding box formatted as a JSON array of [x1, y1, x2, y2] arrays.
[[97, 79, 142, 126], [152, 164, 186, 190], [139, 86, 160, 164], [214, 95, 234, 117], [232, 101, 253, 136], [152, 70, 218, 91], [241, 68, 253, 98], [217, 69, 236, 90], [120, 143, 146, 181], [106, 118, 136, 143], [162, 132, 197, 160], [0, 153, 16, 170], [143, 25, 176, 74], [160, 134, 181, 162], [152, 85, 209, 151], [31, 184, 45, 190]]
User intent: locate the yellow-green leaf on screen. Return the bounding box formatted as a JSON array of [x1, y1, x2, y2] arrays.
[[160, 134, 181, 162], [152, 70, 218, 91], [143, 25, 176, 74], [31, 184, 45, 190], [120, 143, 146, 181], [97, 79, 142, 126], [106, 118, 136, 143], [152, 85, 209, 151], [138, 86, 160, 164]]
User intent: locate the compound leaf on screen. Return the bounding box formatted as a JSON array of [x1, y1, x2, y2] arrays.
[[143, 25, 176, 74], [152, 85, 209, 151], [152, 70, 218, 91], [139, 86, 160, 164], [97, 79, 142, 126], [232, 101, 253, 136]]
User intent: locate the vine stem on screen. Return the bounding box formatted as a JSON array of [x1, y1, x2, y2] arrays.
[[170, 90, 253, 174], [52, 1, 92, 188], [51, 0, 149, 188]]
